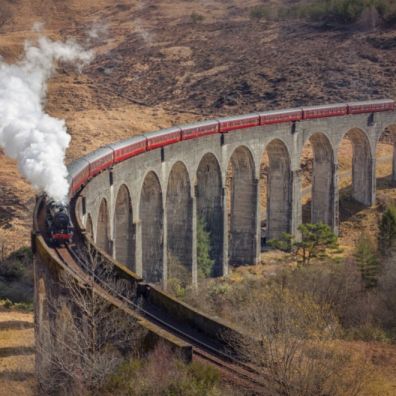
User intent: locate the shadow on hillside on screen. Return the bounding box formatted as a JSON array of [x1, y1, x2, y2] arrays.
[[0, 346, 34, 358], [0, 371, 34, 381]]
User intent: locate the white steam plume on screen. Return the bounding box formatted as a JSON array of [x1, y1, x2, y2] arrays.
[[0, 36, 93, 203]]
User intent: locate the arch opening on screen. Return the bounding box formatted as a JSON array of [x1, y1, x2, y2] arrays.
[[376, 125, 396, 190], [96, 199, 111, 255], [114, 185, 135, 270], [226, 146, 257, 266], [338, 128, 373, 214], [300, 133, 335, 227], [166, 162, 192, 285], [196, 153, 223, 277], [140, 172, 163, 283], [260, 139, 291, 245]]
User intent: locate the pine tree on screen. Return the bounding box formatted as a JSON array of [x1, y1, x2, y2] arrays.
[[197, 217, 214, 278], [269, 223, 338, 266]]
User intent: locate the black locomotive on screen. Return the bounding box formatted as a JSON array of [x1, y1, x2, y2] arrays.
[[46, 199, 74, 245]]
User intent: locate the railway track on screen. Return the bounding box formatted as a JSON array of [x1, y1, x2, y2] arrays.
[[49, 232, 268, 395]]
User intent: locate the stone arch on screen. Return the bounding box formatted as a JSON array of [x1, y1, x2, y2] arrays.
[[166, 161, 192, 284], [96, 199, 111, 255], [140, 171, 163, 283], [227, 146, 257, 265], [261, 139, 291, 240], [114, 185, 135, 270], [339, 128, 373, 205], [86, 214, 94, 239], [196, 153, 223, 276], [302, 133, 335, 227]]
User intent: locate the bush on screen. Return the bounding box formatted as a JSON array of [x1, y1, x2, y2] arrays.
[[167, 277, 187, 299], [379, 205, 396, 252], [250, 5, 270, 21], [167, 253, 190, 287], [105, 344, 222, 395], [355, 234, 380, 288], [190, 12, 204, 23], [345, 324, 390, 342], [0, 246, 33, 303]]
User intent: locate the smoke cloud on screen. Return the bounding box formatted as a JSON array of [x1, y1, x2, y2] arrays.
[[0, 36, 93, 203]]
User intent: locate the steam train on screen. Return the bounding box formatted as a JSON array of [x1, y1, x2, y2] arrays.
[[46, 199, 74, 245], [65, 98, 395, 214], [67, 99, 395, 199]]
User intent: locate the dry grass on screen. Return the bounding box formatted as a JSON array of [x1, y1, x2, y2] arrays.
[[0, 329, 34, 349], [0, 355, 34, 373], [0, 380, 35, 396], [0, 311, 33, 324], [0, 311, 35, 395]]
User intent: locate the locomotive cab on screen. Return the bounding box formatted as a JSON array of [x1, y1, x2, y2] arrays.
[[46, 199, 74, 245]]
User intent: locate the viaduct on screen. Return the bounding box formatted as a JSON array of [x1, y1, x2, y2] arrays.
[[77, 110, 396, 286], [32, 106, 396, 391]]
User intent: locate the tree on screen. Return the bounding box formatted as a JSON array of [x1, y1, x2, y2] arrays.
[[270, 223, 338, 265], [37, 245, 144, 395], [197, 217, 214, 278], [229, 284, 368, 396], [379, 205, 396, 253], [354, 234, 380, 288]]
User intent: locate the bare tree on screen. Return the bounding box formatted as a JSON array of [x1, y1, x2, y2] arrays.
[[36, 245, 145, 395], [229, 285, 370, 396]]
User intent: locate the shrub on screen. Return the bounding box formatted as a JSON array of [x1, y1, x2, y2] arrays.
[[105, 344, 222, 395], [0, 246, 33, 303], [250, 5, 270, 21], [354, 234, 380, 288], [345, 324, 390, 342], [167, 277, 187, 298], [379, 205, 396, 252], [167, 253, 190, 287], [190, 12, 204, 23]]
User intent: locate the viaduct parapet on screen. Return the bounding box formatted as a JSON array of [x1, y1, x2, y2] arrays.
[[77, 110, 396, 286]]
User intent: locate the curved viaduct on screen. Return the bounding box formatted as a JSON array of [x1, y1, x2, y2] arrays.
[[78, 110, 396, 286]]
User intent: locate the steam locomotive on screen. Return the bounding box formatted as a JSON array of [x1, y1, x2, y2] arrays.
[[46, 199, 74, 245]]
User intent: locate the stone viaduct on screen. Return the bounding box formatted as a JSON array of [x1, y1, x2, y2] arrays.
[[78, 110, 396, 286]]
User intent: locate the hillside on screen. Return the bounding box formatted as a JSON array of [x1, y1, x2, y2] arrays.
[[1, 1, 396, 394]]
